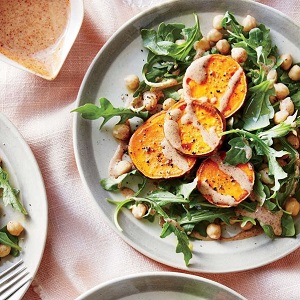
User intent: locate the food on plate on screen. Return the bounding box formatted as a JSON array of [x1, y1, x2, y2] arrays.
[[128, 111, 197, 179], [0, 159, 27, 258], [74, 11, 300, 266], [183, 54, 247, 118], [197, 152, 255, 207], [164, 100, 225, 157]]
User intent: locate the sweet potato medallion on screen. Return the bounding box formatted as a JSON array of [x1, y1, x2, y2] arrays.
[[74, 12, 300, 265]]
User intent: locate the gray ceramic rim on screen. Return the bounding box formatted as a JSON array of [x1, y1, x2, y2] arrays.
[[75, 272, 247, 300], [73, 0, 300, 273]]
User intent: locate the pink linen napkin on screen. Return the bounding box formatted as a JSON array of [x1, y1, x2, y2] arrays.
[[0, 0, 299, 299]]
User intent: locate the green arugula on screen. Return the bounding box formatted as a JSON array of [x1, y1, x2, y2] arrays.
[[0, 167, 27, 214], [72, 98, 149, 129], [242, 80, 275, 131], [141, 13, 201, 61], [160, 222, 192, 266], [222, 129, 288, 194], [100, 170, 147, 195], [137, 13, 201, 95], [224, 137, 252, 165], [222, 12, 275, 67], [0, 227, 21, 256]]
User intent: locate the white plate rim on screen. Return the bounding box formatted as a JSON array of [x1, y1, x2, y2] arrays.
[[75, 271, 247, 300], [73, 0, 300, 273]]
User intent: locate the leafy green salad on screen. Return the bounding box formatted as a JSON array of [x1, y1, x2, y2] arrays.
[[74, 11, 300, 265], [0, 162, 27, 258]]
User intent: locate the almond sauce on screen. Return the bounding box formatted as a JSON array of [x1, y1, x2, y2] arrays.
[[0, 0, 70, 79]]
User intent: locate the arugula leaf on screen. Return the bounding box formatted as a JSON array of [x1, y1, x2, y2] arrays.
[[222, 129, 288, 194], [179, 208, 235, 226], [281, 213, 295, 237], [107, 198, 134, 231], [261, 224, 275, 239], [141, 13, 201, 62], [242, 80, 275, 131], [100, 170, 147, 196], [73, 98, 149, 129], [222, 12, 275, 68], [291, 90, 300, 110], [251, 172, 267, 206], [257, 113, 300, 146], [175, 178, 198, 200], [224, 137, 252, 165], [221, 11, 244, 38], [160, 222, 192, 266], [0, 231, 21, 252], [0, 167, 27, 214]]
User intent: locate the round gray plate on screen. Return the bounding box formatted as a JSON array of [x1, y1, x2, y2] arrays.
[[73, 0, 300, 273], [75, 272, 246, 300]]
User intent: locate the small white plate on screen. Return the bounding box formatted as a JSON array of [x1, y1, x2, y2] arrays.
[[75, 272, 246, 300], [73, 0, 300, 273], [0, 0, 84, 80], [0, 113, 48, 298]]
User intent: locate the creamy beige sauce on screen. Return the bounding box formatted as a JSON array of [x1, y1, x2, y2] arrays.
[[109, 141, 128, 178], [191, 225, 263, 241], [236, 206, 283, 236], [210, 155, 253, 193], [161, 138, 189, 172], [200, 180, 237, 206], [164, 101, 220, 152], [163, 119, 184, 151], [183, 54, 211, 99], [219, 67, 244, 113], [0, 0, 70, 79]]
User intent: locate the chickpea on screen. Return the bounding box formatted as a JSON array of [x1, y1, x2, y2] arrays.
[[279, 97, 294, 115], [0, 244, 11, 258], [242, 15, 257, 32], [124, 74, 140, 91], [274, 83, 290, 100], [143, 91, 158, 111], [231, 47, 248, 63], [194, 37, 211, 51], [206, 223, 221, 240], [267, 69, 277, 83], [288, 65, 300, 81], [216, 39, 231, 55], [213, 14, 224, 30], [112, 123, 131, 141], [7, 221, 24, 236], [163, 98, 176, 111], [132, 203, 148, 219], [280, 54, 293, 70], [240, 221, 253, 231], [284, 197, 300, 216], [207, 28, 223, 43], [287, 134, 300, 149], [274, 110, 289, 124], [259, 167, 274, 185], [114, 160, 132, 177]]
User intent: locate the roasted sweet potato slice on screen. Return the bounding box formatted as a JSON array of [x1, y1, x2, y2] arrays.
[[197, 152, 255, 207], [164, 100, 225, 157], [183, 54, 247, 118], [128, 111, 196, 179]]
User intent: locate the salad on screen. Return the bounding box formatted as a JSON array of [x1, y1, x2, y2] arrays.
[[74, 11, 300, 266], [0, 158, 26, 259]]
